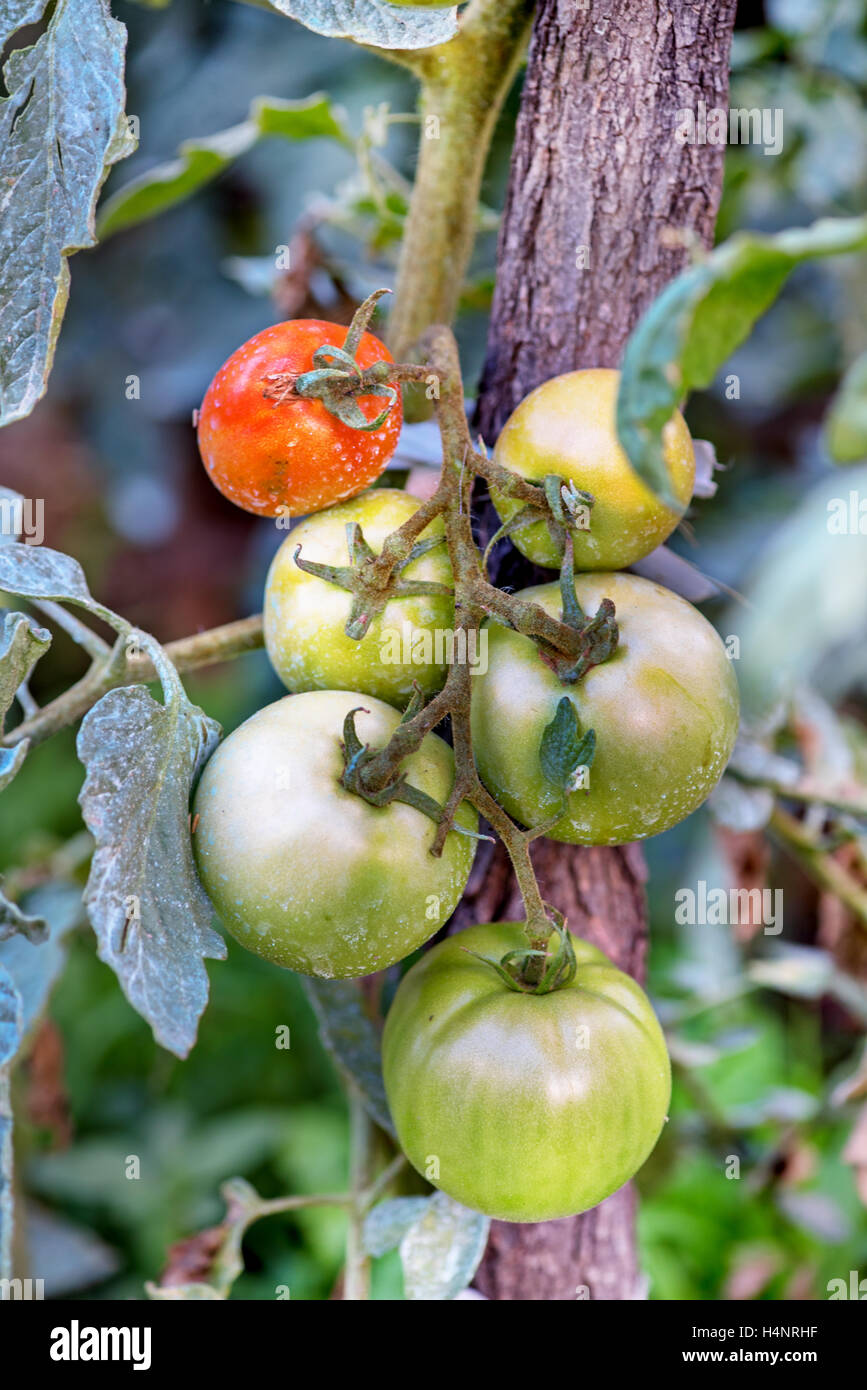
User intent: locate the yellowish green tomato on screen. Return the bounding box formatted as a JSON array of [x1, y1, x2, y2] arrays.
[[264, 489, 453, 708], [471, 572, 739, 845], [192, 691, 476, 978], [383, 922, 671, 1222], [491, 368, 695, 571]]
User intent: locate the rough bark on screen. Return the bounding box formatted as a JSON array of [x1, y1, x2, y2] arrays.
[[469, 0, 737, 1300]]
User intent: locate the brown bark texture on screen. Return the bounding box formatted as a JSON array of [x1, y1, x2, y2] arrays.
[[467, 0, 737, 1300]]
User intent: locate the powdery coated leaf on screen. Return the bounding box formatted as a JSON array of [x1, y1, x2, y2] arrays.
[[77, 685, 225, 1058], [0, 883, 81, 1025], [266, 0, 457, 50], [0, 609, 51, 795], [0, 544, 95, 607], [399, 1192, 489, 1301], [362, 1196, 430, 1257], [0, 966, 22, 1278], [825, 349, 867, 463], [302, 978, 395, 1136], [0, 0, 136, 426], [617, 215, 867, 504], [98, 94, 352, 240]]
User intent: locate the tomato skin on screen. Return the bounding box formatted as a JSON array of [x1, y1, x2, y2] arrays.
[[197, 320, 402, 517], [192, 691, 476, 978], [264, 489, 454, 707], [383, 922, 671, 1222], [491, 368, 695, 571], [471, 572, 739, 845]]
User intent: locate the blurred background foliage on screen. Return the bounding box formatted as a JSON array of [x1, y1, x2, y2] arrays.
[[1, 0, 866, 1299]]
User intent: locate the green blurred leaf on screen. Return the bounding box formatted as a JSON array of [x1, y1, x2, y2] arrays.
[[725, 467, 867, 720], [98, 94, 353, 240], [0, 0, 136, 426], [617, 215, 867, 503], [825, 350, 867, 463]]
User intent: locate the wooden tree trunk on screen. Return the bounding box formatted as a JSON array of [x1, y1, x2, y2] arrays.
[[467, 0, 737, 1301]]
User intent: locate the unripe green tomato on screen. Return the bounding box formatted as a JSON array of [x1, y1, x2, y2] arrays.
[[264, 489, 453, 708], [383, 922, 671, 1222], [471, 572, 739, 845], [491, 368, 695, 571], [192, 691, 476, 978]]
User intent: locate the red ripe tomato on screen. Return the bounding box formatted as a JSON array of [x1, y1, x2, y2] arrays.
[[196, 319, 402, 517]]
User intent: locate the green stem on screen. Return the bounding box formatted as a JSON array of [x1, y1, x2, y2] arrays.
[[4, 615, 264, 752], [344, 1090, 373, 1301], [388, 0, 534, 359]]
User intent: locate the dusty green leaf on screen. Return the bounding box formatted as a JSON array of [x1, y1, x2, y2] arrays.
[[0, 544, 97, 610], [265, 0, 457, 50], [0, 0, 136, 426], [301, 978, 395, 1136], [617, 215, 867, 504], [362, 1196, 429, 1257], [825, 350, 867, 463], [399, 1191, 489, 1301], [0, 882, 81, 1022], [0, 610, 51, 795], [77, 685, 225, 1059], [98, 94, 352, 240]]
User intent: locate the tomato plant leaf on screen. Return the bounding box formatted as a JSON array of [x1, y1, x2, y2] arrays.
[[825, 350, 867, 464], [398, 1192, 489, 1301], [77, 685, 225, 1059], [0, 544, 97, 610], [362, 1196, 430, 1257], [0, 0, 136, 427], [0, 610, 51, 794], [301, 978, 395, 1136], [540, 697, 596, 793], [264, 0, 457, 51], [618, 215, 867, 504], [97, 94, 352, 240]]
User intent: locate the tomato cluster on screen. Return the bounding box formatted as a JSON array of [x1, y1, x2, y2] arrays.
[[192, 320, 738, 1223]]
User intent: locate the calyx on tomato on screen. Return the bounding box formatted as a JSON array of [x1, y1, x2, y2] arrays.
[[266, 288, 400, 431], [338, 702, 488, 850], [529, 535, 619, 685], [463, 911, 578, 994], [293, 516, 453, 641]]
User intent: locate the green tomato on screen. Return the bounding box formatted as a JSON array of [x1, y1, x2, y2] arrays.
[[383, 922, 671, 1222], [264, 489, 453, 708], [192, 691, 476, 978], [491, 368, 695, 571], [471, 572, 739, 845]]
